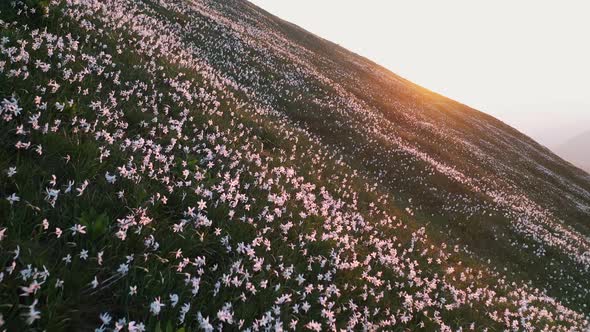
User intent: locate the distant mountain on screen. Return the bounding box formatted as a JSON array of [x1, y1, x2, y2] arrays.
[[555, 131, 590, 173], [0, 0, 589, 330]]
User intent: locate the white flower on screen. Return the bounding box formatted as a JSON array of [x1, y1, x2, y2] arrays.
[[44, 188, 60, 207], [6, 166, 16, 177], [91, 276, 99, 289], [64, 180, 74, 193], [13, 245, 20, 259], [70, 224, 87, 236], [99, 312, 112, 325], [275, 293, 292, 305], [22, 299, 41, 325], [197, 312, 213, 332], [20, 280, 42, 297], [55, 102, 64, 111], [305, 320, 322, 331], [149, 297, 165, 316], [1, 97, 22, 117], [117, 264, 129, 275], [76, 180, 89, 196], [105, 172, 117, 184], [197, 199, 207, 210], [128, 321, 145, 332], [296, 274, 305, 285], [301, 301, 311, 312], [115, 318, 126, 331], [55, 279, 64, 288], [80, 249, 89, 260], [6, 193, 20, 205], [178, 303, 190, 324], [216, 303, 234, 324], [169, 293, 179, 307]]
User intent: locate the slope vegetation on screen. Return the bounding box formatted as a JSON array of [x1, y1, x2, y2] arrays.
[[0, 0, 589, 330]]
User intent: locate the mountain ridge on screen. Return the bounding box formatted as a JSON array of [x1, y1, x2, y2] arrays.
[[555, 130, 590, 174]]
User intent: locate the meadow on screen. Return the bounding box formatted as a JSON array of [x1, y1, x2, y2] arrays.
[[1, 0, 589, 330]]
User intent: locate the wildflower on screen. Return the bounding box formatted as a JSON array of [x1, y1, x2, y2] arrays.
[[115, 318, 126, 331], [105, 172, 117, 184], [99, 312, 112, 326], [91, 276, 99, 289], [169, 293, 179, 307], [22, 300, 41, 325], [64, 180, 74, 193], [275, 293, 292, 305], [217, 303, 234, 324], [179, 303, 190, 324], [55, 102, 64, 111], [44, 188, 60, 206], [301, 301, 311, 312], [6, 193, 20, 205], [305, 320, 322, 331], [128, 321, 145, 332], [20, 280, 42, 297], [55, 279, 64, 288], [197, 312, 214, 332], [118, 264, 129, 275], [149, 297, 165, 316], [13, 245, 20, 259], [6, 166, 17, 177], [70, 224, 87, 236], [129, 285, 137, 295], [1, 97, 22, 118], [296, 274, 305, 285], [76, 180, 89, 196]]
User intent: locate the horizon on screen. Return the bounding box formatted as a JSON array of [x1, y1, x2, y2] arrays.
[[249, 0, 590, 152]]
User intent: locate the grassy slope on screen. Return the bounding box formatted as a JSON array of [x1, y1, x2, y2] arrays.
[[0, 0, 588, 331], [204, 0, 590, 311]]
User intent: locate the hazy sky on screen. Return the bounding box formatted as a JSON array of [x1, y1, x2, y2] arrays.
[[249, 0, 590, 149]]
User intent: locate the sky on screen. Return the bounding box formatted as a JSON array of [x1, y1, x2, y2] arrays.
[[249, 0, 590, 150]]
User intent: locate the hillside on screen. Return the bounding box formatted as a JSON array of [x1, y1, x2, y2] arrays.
[[555, 131, 590, 174], [0, 0, 589, 330]]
